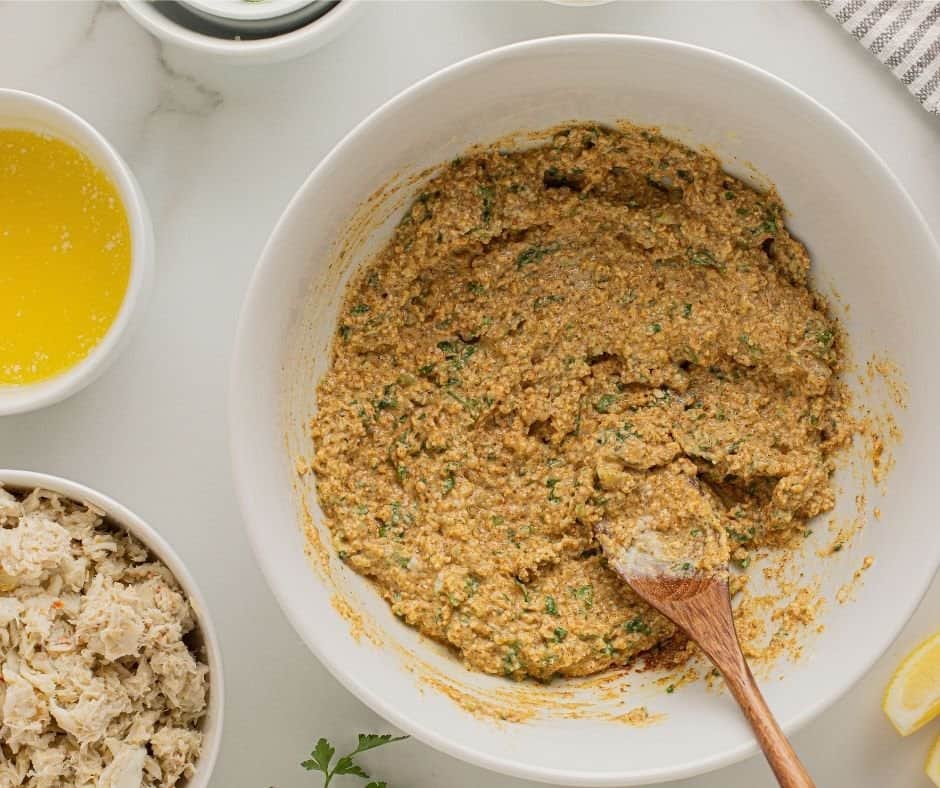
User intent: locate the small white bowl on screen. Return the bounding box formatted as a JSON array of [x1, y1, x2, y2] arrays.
[[0, 90, 154, 417], [0, 469, 224, 787], [178, 0, 333, 37], [122, 0, 364, 64]]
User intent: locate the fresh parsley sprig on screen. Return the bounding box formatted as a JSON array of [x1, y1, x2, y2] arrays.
[[302, 733, 408, 787]]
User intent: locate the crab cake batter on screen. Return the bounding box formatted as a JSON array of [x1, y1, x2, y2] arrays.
[[310, 124, 849, 681]]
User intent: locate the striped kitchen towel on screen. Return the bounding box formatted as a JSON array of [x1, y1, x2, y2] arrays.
[[822, 0, 940, 115]]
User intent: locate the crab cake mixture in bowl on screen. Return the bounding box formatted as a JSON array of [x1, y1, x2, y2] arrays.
[[310, 123, 850, 682]]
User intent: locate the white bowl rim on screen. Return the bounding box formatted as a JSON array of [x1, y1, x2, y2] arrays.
[[121, 0, 362, 61], [0, 89, 154, 417], [230, 34, 940, 785], [0, 469, 225, 787]]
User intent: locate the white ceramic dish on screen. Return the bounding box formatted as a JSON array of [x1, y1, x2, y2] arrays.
[[176, 0, 333, 38], [122, 0, 363, 64], [230, 35, 940, 785], [0, 469, 224, 787], [0, 89, 153, 417], [182, 0, 317, 23], [545, 0, 617, 6]]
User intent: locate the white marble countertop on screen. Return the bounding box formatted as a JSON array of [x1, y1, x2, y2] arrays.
[[1, 2, 938, 786]]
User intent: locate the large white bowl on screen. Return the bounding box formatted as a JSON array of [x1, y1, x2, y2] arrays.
[[230, 36, 940, 785], [0, 470, 224, 787], [0, 90, 154, 416]]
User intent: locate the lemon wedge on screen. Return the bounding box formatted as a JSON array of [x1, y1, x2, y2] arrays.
[[883, 630, 940, 736], [927, 734, 940, 787]]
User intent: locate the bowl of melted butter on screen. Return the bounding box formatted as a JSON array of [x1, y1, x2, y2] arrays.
[[0, 89, 153, 415]]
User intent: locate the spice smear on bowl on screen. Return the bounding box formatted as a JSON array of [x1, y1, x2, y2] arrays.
[[310, 123, 851, 681], [0, 487, 209, 786]]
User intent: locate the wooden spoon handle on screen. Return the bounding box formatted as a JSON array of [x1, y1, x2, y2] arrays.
[[720, 657, 815, 788], [627, 577, 814, 788]]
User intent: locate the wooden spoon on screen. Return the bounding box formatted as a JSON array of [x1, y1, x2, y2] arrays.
[[604, 552, 815, 787]]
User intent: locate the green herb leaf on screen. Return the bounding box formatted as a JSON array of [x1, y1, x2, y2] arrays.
[[503, 642, 523, 675], [757, 213, 778, 236], [594, 393, 617, 414], [727, 526, 755, 543], [301, 733, 408, 787], [333, 758, 369, 778], [572, 584, 594, 609], [516, 242, 560, 269], [442, 472, 456, 496], [372, 384, 397, 415], [545, 596, 559, 616], [624, 617, 652, 635], [351, 734, 409, 756], [689, 250, 724, 270], [302, 738, 335, 774], [437, 338, 477, 369], [479, 185, 495, 224], [739, 333, 761, 354]]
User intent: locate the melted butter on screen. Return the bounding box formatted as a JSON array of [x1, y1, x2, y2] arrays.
[[0, 129, 131, 385]]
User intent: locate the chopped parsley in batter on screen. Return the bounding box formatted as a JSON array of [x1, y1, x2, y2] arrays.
[[310, 124, 850, 681]]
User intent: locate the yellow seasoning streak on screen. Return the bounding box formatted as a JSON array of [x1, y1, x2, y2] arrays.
[[0, 129, 131, 385]]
